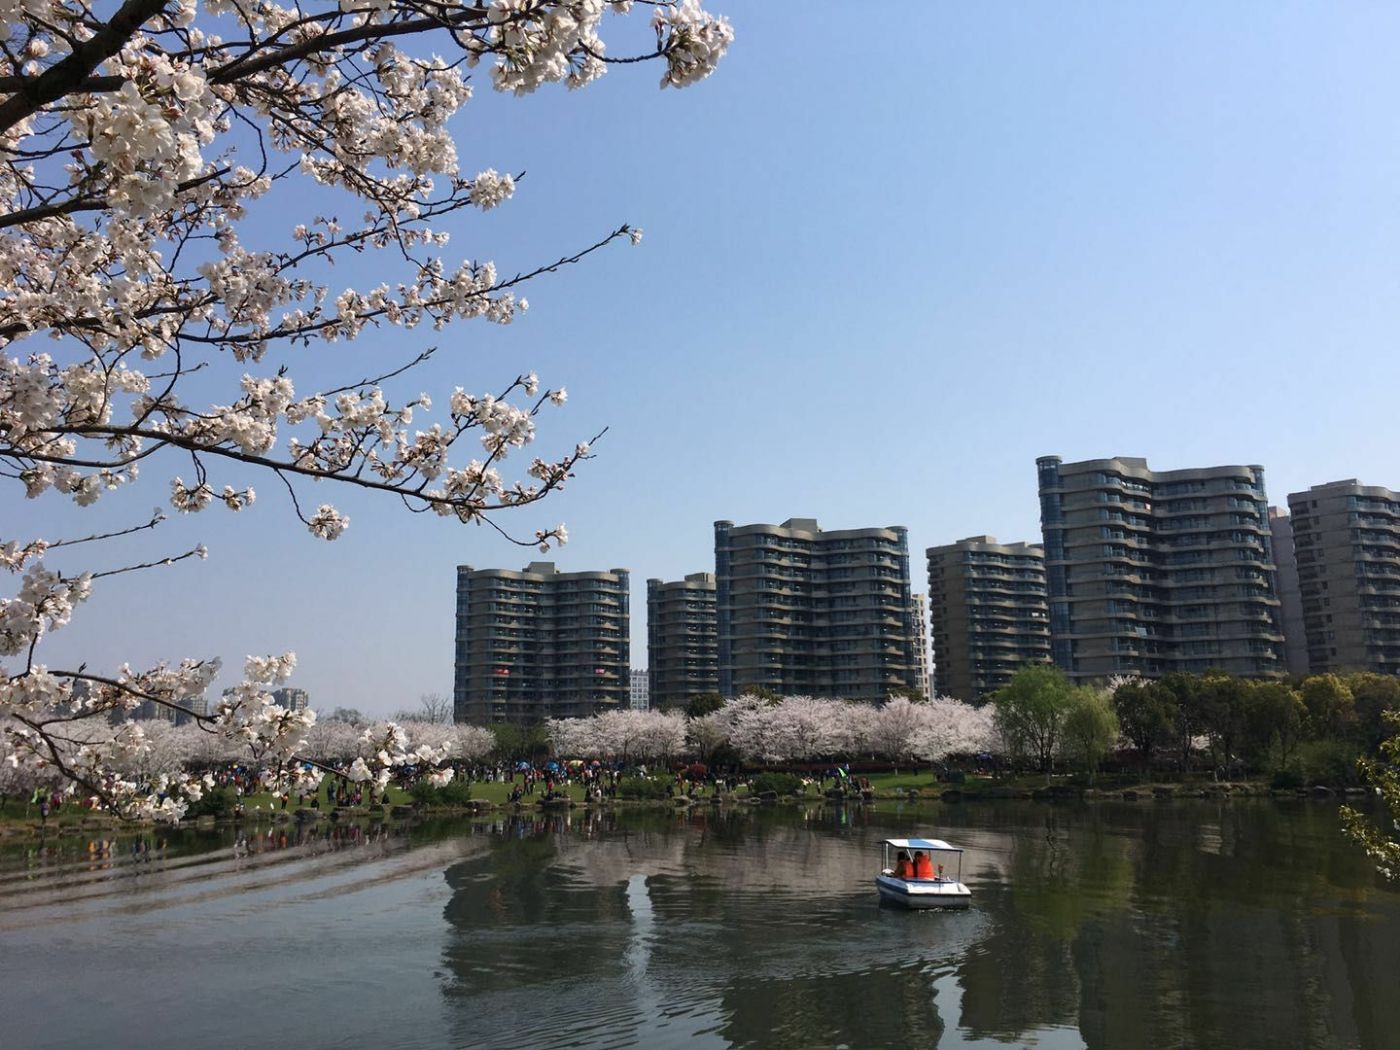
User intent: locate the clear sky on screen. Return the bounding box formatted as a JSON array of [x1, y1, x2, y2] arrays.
[[22, 2, 1400, 715]]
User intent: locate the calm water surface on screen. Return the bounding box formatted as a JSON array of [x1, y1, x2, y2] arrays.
[[1, 800, 1396, 1049]]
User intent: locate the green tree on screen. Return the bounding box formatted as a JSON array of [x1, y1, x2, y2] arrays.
[[991, 664, 1075, 781], [1240, 681, 1304, 769], [1159, 672, 1205, 775], [1196, 674, 1251, 776], [1113, 681, 1178, 771], [1063, 687, 1120, 784], [887, 685, 928, 703], [685, 692, 725, 718], [1346, 673, 1400, 752], [739, 684, 783, 704], [1341, 710, 1400, 881], [1301, 674, 1357, 739], [490, 722, 549, 761]]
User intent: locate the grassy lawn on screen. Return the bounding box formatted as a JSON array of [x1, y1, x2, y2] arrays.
[[864, 771, 944, 793], [0, 796, 114, 828], [233, 781, 413, 813], [466, 779, 586, 805]]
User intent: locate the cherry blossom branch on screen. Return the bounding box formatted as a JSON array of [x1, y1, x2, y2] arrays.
[[0, 0, 168, 134]]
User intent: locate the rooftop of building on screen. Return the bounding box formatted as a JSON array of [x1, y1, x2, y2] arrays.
[[457, 562, 629, 578], [647, 572, 716, 587], [714, 518, 907, 538], [1288, 479, 1400, 502], [1037, 455, 1265, 480], [927, 536, 1044, 557]]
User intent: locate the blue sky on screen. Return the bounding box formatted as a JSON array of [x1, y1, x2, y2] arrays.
[[23, 2, 1400, 714]]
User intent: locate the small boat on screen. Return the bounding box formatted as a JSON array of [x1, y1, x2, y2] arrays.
[[875, 837, 971, 909]]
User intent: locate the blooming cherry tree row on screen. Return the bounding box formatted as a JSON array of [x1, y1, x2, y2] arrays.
[[546, 696, 998, 766], [1, 714, 502, 802]]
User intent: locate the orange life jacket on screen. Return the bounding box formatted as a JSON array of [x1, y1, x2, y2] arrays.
[[914, 854, 934, 879], [894, 857, 914, 879]]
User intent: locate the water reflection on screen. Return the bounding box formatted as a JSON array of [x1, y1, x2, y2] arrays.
[[433, 803, 1398, 1049], [2, 801, 1397, 1049]]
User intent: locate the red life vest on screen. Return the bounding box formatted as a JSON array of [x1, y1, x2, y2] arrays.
[[914, 853, 934, 879]]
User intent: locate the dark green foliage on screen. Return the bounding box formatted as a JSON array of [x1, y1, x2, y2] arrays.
[[489, 722, 550, 760], [1240, 681, 1304, 767], [1158, 672, 1206, 773], [748, 772, 804, 796], [991, 664, 1076, 776], [185, 788, 235, 818], [685, 692, 725, 718], [409, 779, 474, 806], [1195, 674, 1252, 773], [1291, 740, 1363, 788], [617, 776, 671, 800], [1113, 681, 1178, 763], [1342, 710, 1400, 881], [739, 685, 782, 704], [1301, 675, 1356, 739], [1347, 674, 1400, 751]]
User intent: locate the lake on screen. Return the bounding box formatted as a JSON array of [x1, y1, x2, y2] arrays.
[[1, 799, 1396, 1049]]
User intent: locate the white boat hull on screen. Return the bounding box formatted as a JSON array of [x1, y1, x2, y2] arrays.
[[876, 873, 972, 910]]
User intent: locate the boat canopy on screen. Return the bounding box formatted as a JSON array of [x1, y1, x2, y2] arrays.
[[883, 838, 961, 853]]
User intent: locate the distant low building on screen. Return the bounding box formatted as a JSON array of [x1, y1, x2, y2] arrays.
[[1268, 507, 1310, 677], [272, 687, 310, 713], [629, 669, 651, 711], [114, 690, 207, 726], [910, 592, 932, 699]]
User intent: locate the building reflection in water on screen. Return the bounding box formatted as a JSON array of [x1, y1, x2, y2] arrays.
[[434, 802, 1400, 1050]]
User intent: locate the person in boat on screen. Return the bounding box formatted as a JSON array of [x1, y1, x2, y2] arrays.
[[894, 850, 915, 879], [913, 851, 934, 880]]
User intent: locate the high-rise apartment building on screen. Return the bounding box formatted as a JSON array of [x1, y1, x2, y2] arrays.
[[1288, 480, 1400, 675], [1037, 456, 1283, 680], [910, 592, 932, 699], [453, 561, 630, 725], [714, 518, 921, 700], [926, 536, 1051, 701], [1268, 507, 1310, 677], [646, 573, 719, 709]]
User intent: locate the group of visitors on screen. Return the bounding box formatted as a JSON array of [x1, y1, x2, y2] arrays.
[[892, 850, 944, 881], [28, 787, 64, 824]]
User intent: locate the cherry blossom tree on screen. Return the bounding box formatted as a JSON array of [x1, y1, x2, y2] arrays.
[[1, 0, 733, 819], [869, 696, 923, 770], [299, 718, 365, 765], [547, 708, 685, 763], [909, 697, 996, 765]]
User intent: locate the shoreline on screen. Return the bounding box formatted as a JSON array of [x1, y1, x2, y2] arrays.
[[0, 781, 1372, 844]]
